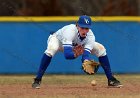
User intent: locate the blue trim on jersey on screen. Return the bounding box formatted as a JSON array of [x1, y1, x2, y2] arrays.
[[78, 32, 86, 41], [82, 50, 91, 62], [84, 48, 91, 53], [63, 44, 72, 47], [63, 46, 75, 59]]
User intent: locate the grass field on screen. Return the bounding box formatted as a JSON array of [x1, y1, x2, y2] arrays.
[[0, 74, 140, 98]]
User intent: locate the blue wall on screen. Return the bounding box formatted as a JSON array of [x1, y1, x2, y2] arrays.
[[0, 22, 140, 74]]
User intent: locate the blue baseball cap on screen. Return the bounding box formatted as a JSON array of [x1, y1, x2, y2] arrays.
[[77, 15, 92, 29]]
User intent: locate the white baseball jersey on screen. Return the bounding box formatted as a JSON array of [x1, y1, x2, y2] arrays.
[[45, 24, 106, 57], [55, 24, 95, 52]]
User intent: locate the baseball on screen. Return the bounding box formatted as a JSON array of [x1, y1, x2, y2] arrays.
[[91, 80, 96, 86]]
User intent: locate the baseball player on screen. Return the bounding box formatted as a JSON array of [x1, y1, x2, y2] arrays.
[[32, 15, 123, 89]]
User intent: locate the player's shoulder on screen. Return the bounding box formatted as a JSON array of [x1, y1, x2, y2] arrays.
[[62, 24, 76, 29], [59, 24, 77, 37], [86, 29, 95, 40], [61, 24, 77, 34], [87, 29, 94, 36]]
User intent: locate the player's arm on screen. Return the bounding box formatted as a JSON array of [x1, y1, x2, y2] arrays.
[[63, 45, 75, 59], [82, 30, 95, 62], [62, 25, 84, 59], [82, 48, 91, 62], [63, 44, 84, 59], [62, 26, 77, 59]]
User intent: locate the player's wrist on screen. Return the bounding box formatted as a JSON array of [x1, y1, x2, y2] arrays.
[[74, 53, 78, 58], [84, 59, 89, 61]]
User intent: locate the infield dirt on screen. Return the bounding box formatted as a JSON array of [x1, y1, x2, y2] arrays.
[[0, 74, 139, 98]]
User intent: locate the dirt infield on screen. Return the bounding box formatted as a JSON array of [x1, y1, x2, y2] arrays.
[[0, 75, 140, 98]]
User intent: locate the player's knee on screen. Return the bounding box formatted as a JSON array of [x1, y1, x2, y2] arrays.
[[44, 50, 55, 57], [97, 44, 107, 57], [98, 49, 106, 57], [44, 52, 53, 57], [45, 43, 59, 56], [44, 49, 57, 57]]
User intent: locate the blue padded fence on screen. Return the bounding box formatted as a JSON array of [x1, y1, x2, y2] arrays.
[[0, 21, 140, 74]]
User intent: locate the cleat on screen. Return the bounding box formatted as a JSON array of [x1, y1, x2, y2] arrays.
[[32, 78, 41, 89], [108, 77, 123, 88]]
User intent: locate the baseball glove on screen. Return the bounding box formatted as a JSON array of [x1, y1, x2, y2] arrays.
[[82, 60, 100, 75], [73, 45, 84, 57]]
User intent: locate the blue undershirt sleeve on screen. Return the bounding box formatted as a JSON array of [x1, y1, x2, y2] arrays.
[[82, 50, 91, 62], [63, 46, 75, 59]]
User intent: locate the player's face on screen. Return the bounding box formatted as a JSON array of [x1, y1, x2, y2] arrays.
[[78, 26, 89, 37]]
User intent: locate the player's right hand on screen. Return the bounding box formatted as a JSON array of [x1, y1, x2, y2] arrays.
[[73, 45, 84, 57]]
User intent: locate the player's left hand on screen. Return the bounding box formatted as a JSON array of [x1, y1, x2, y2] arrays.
[[73, 45, 84, 57], [82, 60, 100, 75]]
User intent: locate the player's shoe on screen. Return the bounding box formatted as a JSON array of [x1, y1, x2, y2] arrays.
[[108, 77, 123, 88], [32, 78, 41, 89]]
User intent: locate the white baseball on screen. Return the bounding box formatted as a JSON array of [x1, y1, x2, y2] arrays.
[[91, 80, 96, 86]]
